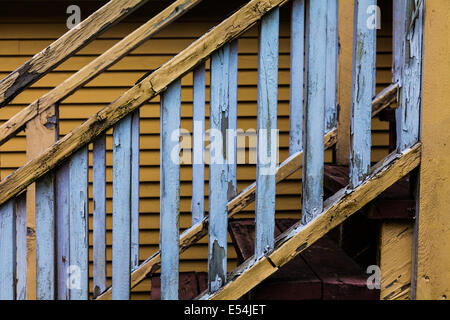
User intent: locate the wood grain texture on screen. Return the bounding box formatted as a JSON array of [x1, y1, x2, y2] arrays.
[[302, 0, 327, 224], [69, 147, 89, 300], [0, 0, 203, 148], [0, 199, 16, 300], [199, 144, 422, 300], [160, 80, 181, 299], [325, 0, 338, 132], [255, 8, 279, 258], [131, 110, 140, 271], [0, 0, 149, 108], [112, 115, 132, 300], [15, 194, 27, 300], [349, 0, 377, 188]]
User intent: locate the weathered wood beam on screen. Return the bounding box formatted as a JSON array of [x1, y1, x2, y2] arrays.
[[199, 143, 422, 300], [0, 0, 203, 147], [96, 83, 395, 300], [0, 0, 150, 108]]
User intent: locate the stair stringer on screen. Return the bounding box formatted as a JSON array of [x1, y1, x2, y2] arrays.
[[198, 143, 422, 300]]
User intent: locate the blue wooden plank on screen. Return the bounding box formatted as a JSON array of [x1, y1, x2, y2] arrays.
[[325, 0, 338, 132], [55, 162, 70, 300], [255, 8, 279, 258], [301, 0, 327, 225], [36, 173, 56, 300], [0, 199, 16, 300], [289, 0, 305, 154], [349, 0, 377, 188], [15, 194, 27, 300], [112, 115, 132, 300], [209, 47, 230, 293], [131, 110, 140, 271], [394, 0, 424, 151], [160, 80, 181, 300], [69, 147, 89, 300], [93, 135, 106, 297], [227, 40, 239, 200], [192, 63, 206, 225]]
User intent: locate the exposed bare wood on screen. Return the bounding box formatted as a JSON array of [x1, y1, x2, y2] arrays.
[[0, 0, 203, 147], [198, 143, 422, 300], [0, 0, 149, 108], [371, 83, 399, 117]]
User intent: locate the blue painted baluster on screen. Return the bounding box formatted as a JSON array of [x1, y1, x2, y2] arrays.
[[302, 0, 327, 225], [393, 0, 424, 151], [160, 80, 181, 300], [55, 162, 70, 300], [36, 173, 56, 299], [255, 8, 279, 258], [15, 194, 27, 300], [93, 135, 106, 297], [289, 0, 305, 154], [349, 0, 377, 188], [227, 40, 239, 200], [69, 147, 89, 300], [131, 110, 140, 270], [209, 46, 230, 293], [325, 0, 339, 132], [112, 115, 132, 300], [0, 199, 16, 300], [192, 64, 206, 225]]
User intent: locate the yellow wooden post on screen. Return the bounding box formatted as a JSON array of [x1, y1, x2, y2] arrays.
[[415, 0, 450, 300]]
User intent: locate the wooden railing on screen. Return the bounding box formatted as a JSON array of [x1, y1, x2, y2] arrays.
[[0, 0, 424, 301]]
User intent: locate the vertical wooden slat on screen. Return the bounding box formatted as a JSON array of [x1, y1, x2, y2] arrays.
[[302, 0, 327, 225], [289, 0, 305, 154], [255, 8, 279, 258], [209, 47, 230, 293], [394, 0, 424, 151], [160, 80, 181, 300], [35, 173, 56, 300], [0, 200, 16, 300], [192, 64, 206, 225], [112, 116, 132, 300], [93, 135, 106, 298], [227, 40, 239, 200], [349, 0, 377, 188], [131, 110, 140, 271], [325, 0, 339, 132], [55, 162, 70, 300], [15, 194, 27, 300], [69, 147, 89, 300]]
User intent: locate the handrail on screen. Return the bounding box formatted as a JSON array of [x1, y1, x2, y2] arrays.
[[0, 0, 203, 147], [0, 0, 290, 208], [0, 0, 150, 108]]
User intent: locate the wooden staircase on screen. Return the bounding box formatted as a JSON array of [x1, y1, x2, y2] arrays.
[[0, 0, 424, 300]]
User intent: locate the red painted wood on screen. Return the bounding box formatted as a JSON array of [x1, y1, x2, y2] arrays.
[[151, 272, 207, 300]]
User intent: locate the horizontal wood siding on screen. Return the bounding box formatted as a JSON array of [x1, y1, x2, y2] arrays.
[[0, 16, 392, 299]]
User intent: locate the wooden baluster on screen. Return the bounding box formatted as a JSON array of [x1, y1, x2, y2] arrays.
[[349, 0, 377, 188], [209, 46, 230, 293], [227, 40, 239, 200], [69, 147, 89, 300], [35, 172, 56, 300], [160, 80, 182, 300], [93, 135, 106, 298], [302, 0, 327, 225], [55, 162, 70, 300], [192, 64, 206, 225], [289, 0, 305, 154], [15, 194, 27, 300], [0, 199, 16, 300], [112, 116, 132, 300], [325, 0, 339, 132], [131, 110, 140, 271], [255, 8, 279, 258]]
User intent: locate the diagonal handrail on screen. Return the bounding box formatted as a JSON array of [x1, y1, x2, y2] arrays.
[[0, 0, 203, 147], [0, 0, 150, 108], [96, 82, 398, 299]]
